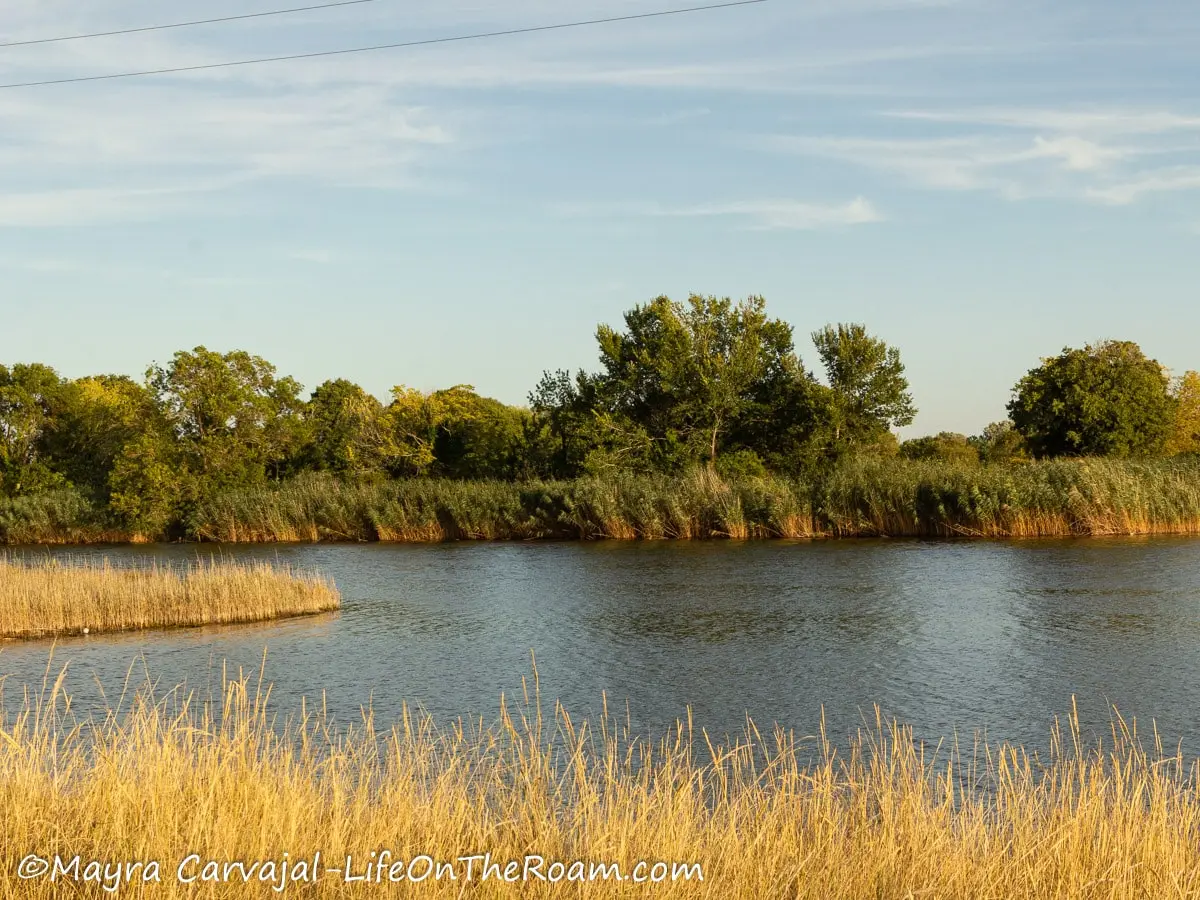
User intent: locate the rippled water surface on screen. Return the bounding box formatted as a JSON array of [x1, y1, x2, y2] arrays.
[[5, 539, 1200, 752]]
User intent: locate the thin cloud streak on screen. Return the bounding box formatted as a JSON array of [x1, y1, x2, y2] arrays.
[[555, 196, 883, 229], [0, 178, 249, 227]]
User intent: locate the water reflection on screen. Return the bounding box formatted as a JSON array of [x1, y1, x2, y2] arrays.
[[2, 538, 1200, 756]]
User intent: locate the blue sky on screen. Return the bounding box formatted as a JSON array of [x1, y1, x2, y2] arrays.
[[1, 0, 1198, 436]]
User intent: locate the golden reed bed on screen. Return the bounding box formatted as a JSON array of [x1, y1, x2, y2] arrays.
[[0, 558, 340, 639], [0, 672, 1198, 899]]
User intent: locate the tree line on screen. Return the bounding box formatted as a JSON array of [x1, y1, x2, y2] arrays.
[[2, 294, 1198, 535]]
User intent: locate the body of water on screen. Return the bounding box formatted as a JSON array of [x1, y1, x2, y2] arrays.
[[4, 538, 1200, 755]]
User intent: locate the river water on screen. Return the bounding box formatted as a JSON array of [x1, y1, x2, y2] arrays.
[[4, 538, 1200, 755]]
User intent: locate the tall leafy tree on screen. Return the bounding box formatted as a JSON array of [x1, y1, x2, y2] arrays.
[[969, 420, 1028, 464], [900, 432, 979, 465], [528, 370, 587, 477], [1166, 371, 1200, 456], [593, 294, 804, 468], [384, 385, 482, 476], [147, 347, 305, 491], [1007, 340, 1175, 458], [528, 370, 649, 477], [41, 375, 164, 496], [0, 363, 67, 495], [106, 430, 188, 537], [433, 394, 531, 480], [300, 379, 389, 475], [811, 323, 916, 448]]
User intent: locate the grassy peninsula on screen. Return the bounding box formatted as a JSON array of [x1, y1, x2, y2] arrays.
[[1, 674, 1198, 898], [0, 559, 339, 639]]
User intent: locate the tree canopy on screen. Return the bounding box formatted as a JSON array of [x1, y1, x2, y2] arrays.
[[1167, 371, 1200, 456], [812, 323, 916, 447], [593, 294, 803, 467], [1007, 341, 1175, 458]]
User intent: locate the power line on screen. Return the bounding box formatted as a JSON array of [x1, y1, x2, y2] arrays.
[[0, 0, 381, 49], [0, 0, 769, 90]]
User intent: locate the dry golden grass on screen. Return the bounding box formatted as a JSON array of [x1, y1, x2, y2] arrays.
[[1, 670, 1199, 899], [0, 558, 340, 639]]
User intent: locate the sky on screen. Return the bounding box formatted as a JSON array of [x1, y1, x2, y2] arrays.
[[1, 0, 1198, 437]]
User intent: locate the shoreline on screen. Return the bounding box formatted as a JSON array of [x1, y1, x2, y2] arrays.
[[8, 526, 1200, 547], [6, 458, 1200, 545]]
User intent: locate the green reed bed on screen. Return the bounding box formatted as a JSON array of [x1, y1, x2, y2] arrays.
[[6, 457, 1200, 544], [817, 456, 1200, 537], [0, 489, 129, 545], [188, 471, 819, 543]]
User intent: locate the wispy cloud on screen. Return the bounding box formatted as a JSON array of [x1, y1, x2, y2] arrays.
[[887, 108, 1200, 136], [555, 196, 882, 230], [0, 80, 457, 225], [654, 197, 883, 229], [762, 105, 1200, 205], [1086, 167, 1200, 206], [0, 178, 246, 227], [0, 254, 85, 273]]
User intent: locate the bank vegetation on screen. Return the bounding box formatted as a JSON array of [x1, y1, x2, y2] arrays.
[[6, 457, 1200, 544], [4, 294, 1199, 545]]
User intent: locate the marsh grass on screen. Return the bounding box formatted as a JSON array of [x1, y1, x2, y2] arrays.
[[2, 670, 1200, 898], [7, 458, 1200, 545], [0, 489, 126, 544], [0, 558, 340, 639], [187, 457, 1200, 544], [820, 457, 1200, 538]]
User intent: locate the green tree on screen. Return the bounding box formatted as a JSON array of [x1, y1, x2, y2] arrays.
[[528, 370, 649, 477], [969, 420, 1028, 464], [727, 368, 831, 474], [300, 379, 389, 475], [528, 370, 587, 477], [383, 385, 482, 477], [433, 394, 531, 480], [1166, 371, 1200, 456], [41, 375, 164, 497], [811, 323, 916, 449], [148, 347, 305, 492], [900, 432, 979, 465], [106, 430, 189, 537], [0, 363, 67, 495], [1007, 341, 1175, 458], [593, 294, 804, 468]]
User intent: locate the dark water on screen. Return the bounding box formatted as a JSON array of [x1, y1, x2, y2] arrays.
[[4, 538, 1200, 754]]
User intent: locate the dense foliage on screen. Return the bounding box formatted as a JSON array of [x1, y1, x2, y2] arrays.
[[2, 295, 1197, 542], [1007, 340, 1177, 458]]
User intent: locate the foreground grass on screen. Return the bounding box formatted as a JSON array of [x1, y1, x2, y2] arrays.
[[0, 558, 340, 639], [1, 675, 1199, 898]]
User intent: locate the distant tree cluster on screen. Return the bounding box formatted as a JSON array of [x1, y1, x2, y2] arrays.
[[897, 340, 1199, 464], [3, 295, 1197, 534]]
